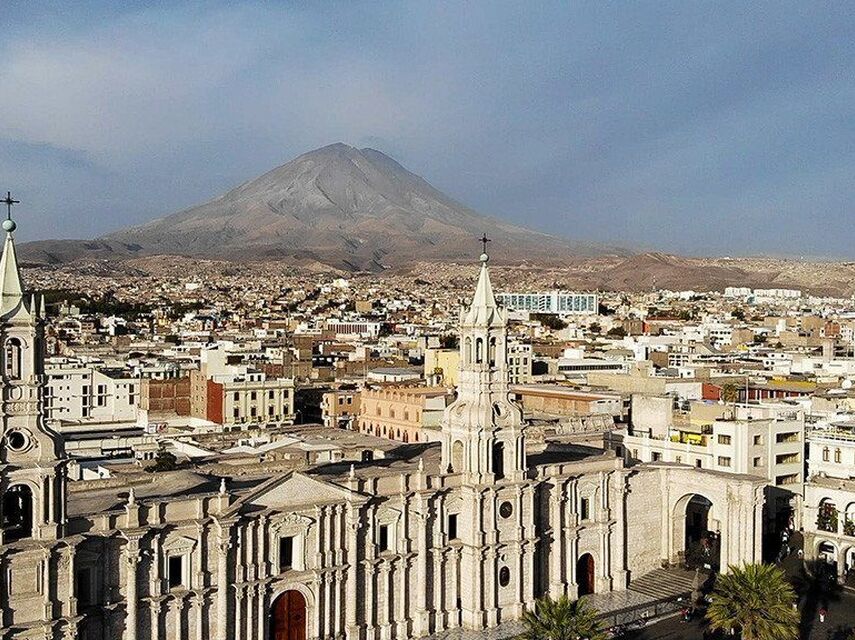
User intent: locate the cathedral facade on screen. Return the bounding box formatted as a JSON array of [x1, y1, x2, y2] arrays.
[[0, 225, 766, 640]]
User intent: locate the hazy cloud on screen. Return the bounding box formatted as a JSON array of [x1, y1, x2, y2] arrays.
[[1, 1, 853, 257]]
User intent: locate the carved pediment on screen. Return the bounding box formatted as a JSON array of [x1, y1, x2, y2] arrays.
[[229, 472, 359, 516], [163, 535, 197, 553]]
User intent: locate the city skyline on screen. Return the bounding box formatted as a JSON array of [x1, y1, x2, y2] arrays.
[[1, 2, 854, 258]]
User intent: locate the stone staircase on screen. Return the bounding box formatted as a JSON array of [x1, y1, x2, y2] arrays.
[[628, 567, 700, 601]]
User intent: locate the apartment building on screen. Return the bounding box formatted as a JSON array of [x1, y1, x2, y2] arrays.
[[321, 387, 361, 429], [610, 415, 803, 489], [44, 358, 139, 425], [803, 421, 855, 576], [356, 386, 453, 443], [507, 342, 533, 384]]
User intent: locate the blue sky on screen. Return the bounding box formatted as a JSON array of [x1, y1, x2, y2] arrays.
[[1, 1, 853, 257]]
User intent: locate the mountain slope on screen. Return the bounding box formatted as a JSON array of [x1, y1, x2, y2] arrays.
[[89, 143, 581, 270]]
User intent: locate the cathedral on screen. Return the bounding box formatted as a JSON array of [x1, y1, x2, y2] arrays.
[[0, 219, 766, 640]]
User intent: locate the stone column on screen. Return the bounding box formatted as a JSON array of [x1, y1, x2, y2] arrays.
[[216, 532, 232, 640], [194, 594, 204, 640], [549, 481, 565, 598], [413, 499, 430, 636], [345, 503, 360, 639], [150, 600, 162, 640], [123, 539, 140, 640], [65, 544, 77, 618]]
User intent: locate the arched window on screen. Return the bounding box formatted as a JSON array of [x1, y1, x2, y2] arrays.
[[2, 483, 34, 541], [475, 338, 483, 364], [4, 338, 21, 380], [464, 337, 472, 365], [489, 337, 497, 366]]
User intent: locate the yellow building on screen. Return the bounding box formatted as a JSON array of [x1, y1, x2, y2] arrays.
[[424, 347, 460, 386]]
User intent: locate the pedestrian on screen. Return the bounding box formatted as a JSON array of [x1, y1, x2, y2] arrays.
[[819, 607, 827, 623]]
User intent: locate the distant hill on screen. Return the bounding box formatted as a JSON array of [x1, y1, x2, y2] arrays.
[[22, 143, 604, 270]]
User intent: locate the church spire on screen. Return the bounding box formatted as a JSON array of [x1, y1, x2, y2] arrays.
[[0, 192, 24, 318], [462, 235, 504, 328]]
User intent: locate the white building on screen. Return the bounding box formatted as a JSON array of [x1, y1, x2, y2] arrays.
[[496, 291, 598, 315]]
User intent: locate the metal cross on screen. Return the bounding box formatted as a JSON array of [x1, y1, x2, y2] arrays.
[[479, 233, 491, 255], [2, 191, 19, 221]]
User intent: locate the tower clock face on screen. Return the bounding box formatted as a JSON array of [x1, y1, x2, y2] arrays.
[[5, 429, 32, 453]]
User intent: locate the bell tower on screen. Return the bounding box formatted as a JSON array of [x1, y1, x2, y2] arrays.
[[0, 195, 66, 544], [440, 242, 526, 483]]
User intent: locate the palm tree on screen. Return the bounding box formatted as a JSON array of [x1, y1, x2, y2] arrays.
[[519, 595, 605, 640], [706, 563, 799, 640]]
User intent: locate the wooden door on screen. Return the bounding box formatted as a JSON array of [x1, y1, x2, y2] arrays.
[[576, 554, 595, 596], [270, 590, 306, 640]]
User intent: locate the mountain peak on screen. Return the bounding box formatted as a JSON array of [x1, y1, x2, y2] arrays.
[[27, 145, 582, 270]]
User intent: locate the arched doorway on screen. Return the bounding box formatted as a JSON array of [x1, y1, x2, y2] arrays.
[[2, 484, 34, 541], [576, 554, 595, 596], [270, 590, 306, 640], [682, 495, 720, 571]]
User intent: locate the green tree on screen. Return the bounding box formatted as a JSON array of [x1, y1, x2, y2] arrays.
[[706, 563, 799, 640], [519, 595, 605, 640], [721, 382, 739, 404]]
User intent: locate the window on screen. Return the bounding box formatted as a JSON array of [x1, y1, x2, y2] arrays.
[[675, 456, 682, 464], [448, 514, 459, 541], [76, 568, 93, 607], [4, 338, 21, 380], [776, 432, 799, 444], [233, 392, 239, 401], [250, 391, 257, 401], [498, 566, 510, 587], [717, 456, 732, 468], [823, 447, 830, 462], [695, 459, 702, 468], [753, 456, 763, 467], [580, 497, 590, 521], [717, 434, 732, 445], [168, 555, 185, 589], [651, 452, 662, 462], [269, 390, 275, 399], [492, 443, 505, 479], [378, 524, 389, 552], [753, 435, 763, 446], [279, 536, 294, 571], [776, 453, 799, 465], [835, 449, 842, 464]]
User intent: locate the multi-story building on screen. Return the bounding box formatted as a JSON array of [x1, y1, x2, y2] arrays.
[[507, 342, 533, 384], [497, 291, 598, 315], [191, 369, 295, 426], [44, 358, 139, 426], [803, 421, 855, 577], [356, 386, 453, 443], [321, 387, 361, 429]]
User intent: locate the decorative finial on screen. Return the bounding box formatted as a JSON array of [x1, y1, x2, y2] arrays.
[[2, 191, 19, 233], [478, 233, 491, 263], [349, 463, 355, 479], [127, 487, 136, 506], [418, 457, 424, 472], [219, 478, 227, 495]]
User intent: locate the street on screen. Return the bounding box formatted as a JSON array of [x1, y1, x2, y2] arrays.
[[626, 588, 855, 640]]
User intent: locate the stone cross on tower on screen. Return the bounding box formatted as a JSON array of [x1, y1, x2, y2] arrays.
[[2, 191, 19, 232], [478, 233, 491, 259]]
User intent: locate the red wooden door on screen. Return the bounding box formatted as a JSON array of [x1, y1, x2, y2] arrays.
[[576, 554, 595, 596], [271, 590, 306, 640]]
